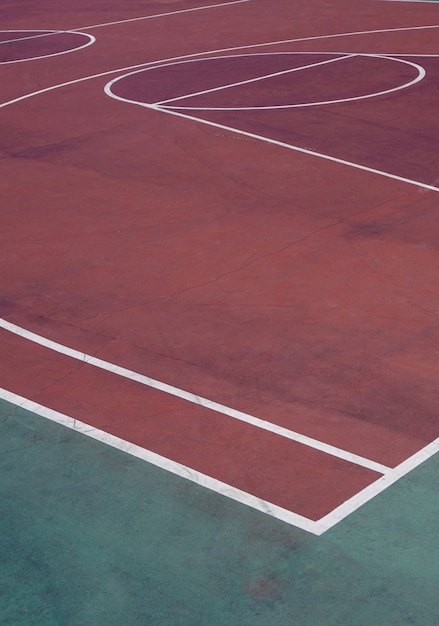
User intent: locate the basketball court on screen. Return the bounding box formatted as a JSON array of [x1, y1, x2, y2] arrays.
[[1, 0, 438, 622]]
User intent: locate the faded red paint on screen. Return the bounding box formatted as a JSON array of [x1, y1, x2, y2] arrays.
[[1, 0, 438, 520]]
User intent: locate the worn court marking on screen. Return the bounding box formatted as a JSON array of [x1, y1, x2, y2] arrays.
[[0, 30, 95, 65], [1, 386, 437, 535]]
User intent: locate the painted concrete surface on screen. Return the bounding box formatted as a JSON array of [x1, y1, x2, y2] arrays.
[[1, 399, 438, 625], [1, 1, 439, 622]]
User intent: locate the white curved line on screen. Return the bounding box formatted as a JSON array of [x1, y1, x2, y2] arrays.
[[0, 30, 95, 65], [0, 29, 436, 192], [0, 0, 251, 42], [0, 52, 341, 111], [164, 55, 425, 110], [0, 19, 436, 71], [156, 54, 356, 105], [0, 0, 250, 49], [0, 41, 434, 193], [1, 18, 438, 109], [105, 78, 439, 195], [130, 52, 425, 111]]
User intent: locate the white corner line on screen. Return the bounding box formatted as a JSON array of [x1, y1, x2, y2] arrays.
[[0, 317, 388, 474], [313, 437, 439, 534], [0, 386, 319, 534], [2, 385, 438, 535]]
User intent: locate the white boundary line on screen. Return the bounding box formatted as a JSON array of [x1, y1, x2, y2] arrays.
[[314, 437, 439, 533], [0, 386, 318, 534], [0, 30, 95, 65], [149, 110, 439, 193], [119, 51, 425, 111], [0, 318, 389, 474], [1, 385, 438, 535]]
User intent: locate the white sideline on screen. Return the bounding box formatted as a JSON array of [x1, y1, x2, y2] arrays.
[[0, 318, 388, 474], [1, 386, 438, 535]]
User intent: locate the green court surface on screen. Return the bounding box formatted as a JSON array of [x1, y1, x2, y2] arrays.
[[1, 399, 438, 625]]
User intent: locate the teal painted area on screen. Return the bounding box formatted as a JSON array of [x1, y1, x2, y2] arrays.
[[1, 399, 438, 625]]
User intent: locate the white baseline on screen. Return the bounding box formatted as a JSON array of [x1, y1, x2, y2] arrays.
[[1, 386, 438, 535]]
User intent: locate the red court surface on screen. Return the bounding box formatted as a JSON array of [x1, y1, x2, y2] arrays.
[[1, 0, 439, 534], [0, 30, 94, 64]]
